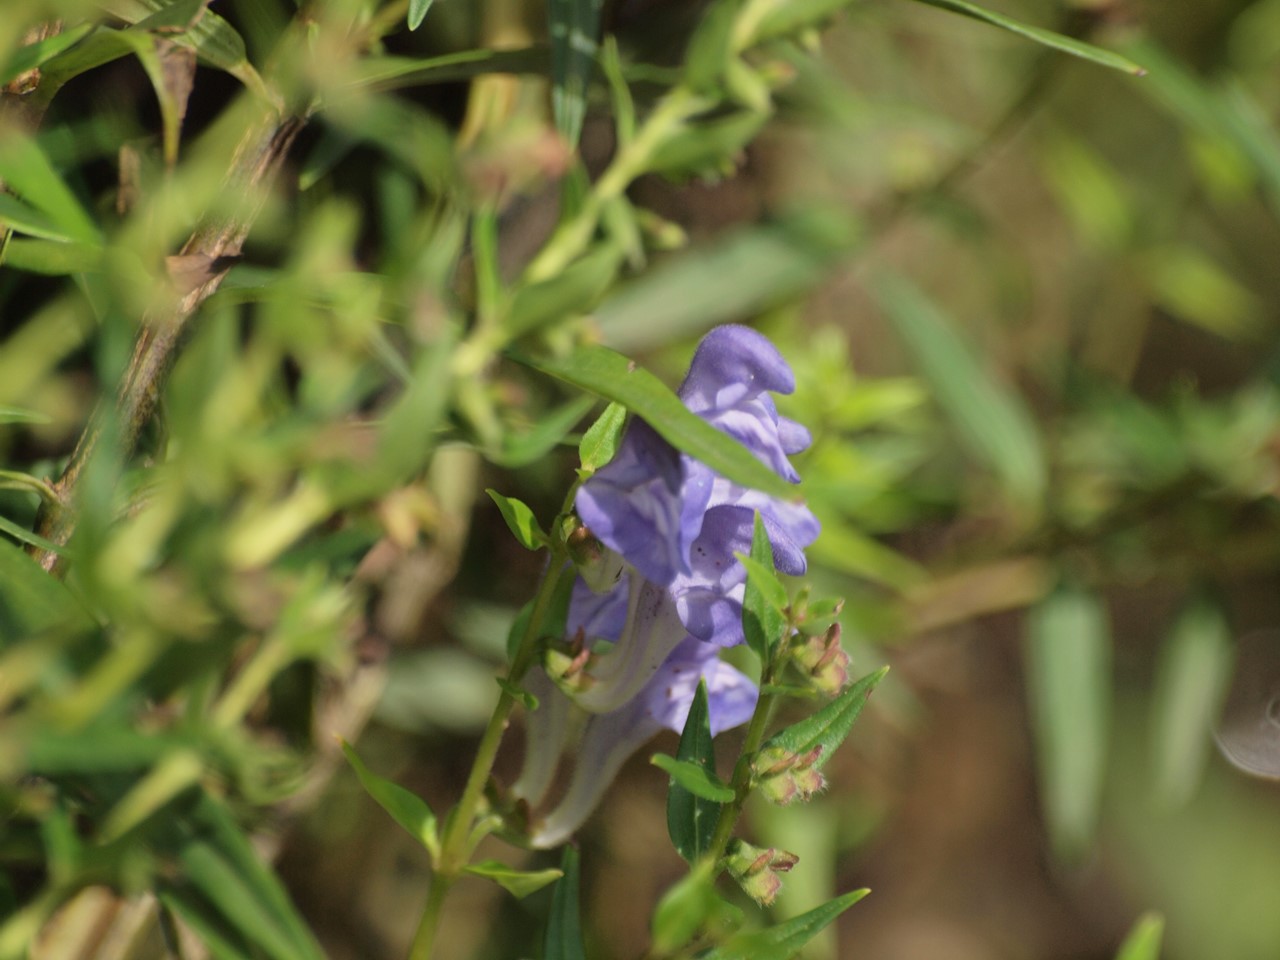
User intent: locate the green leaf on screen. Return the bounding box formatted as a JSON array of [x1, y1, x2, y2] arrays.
[[0, 513, 73, 558], [0, 405, 51, 425], [544, 846, 586, 960], [463, 860, 563, 899], [486, 489, 548, 551], [666, 681, 723, 862], [492, 395, 597, 468], [702, 888, 871, 959], [740, 512, 787, 661], [505, 244, 624, 337], [341, 740, 440, 859], [0, 538, 92, 641], [350, 48, 551, 93], [0, 23, 95, 87], [759, 666, 888, 770], [651, 864, 719, 954], [0, 238, 100, 275], [549, 0, 604, 146], [651, 753, 735, 802], [684, 0, 741, 93], [648, 109, 768, 179], [1025, 584, 1111, 861], [578, 401, 628, 473], [0, 192, 93, 246], [511, 345, 798, 500], [373, 329, 455, 485], [408, 0, 435, 30], [872, 273, 1045, 510], [1150, 599, 1231, 808], [905, 0, 1147, 75], [1115, 912, 1164, 960]]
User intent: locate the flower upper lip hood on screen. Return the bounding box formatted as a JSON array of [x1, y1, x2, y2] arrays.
[[575, 324, 819, 595]]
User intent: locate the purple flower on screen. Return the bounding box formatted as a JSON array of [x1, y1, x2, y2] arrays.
[[575, 325, 818, 646], [514, 325, 816, 846], [528, 638, 757, 849]]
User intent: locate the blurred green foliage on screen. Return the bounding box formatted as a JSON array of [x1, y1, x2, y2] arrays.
[[1, 0, 1279, 958]]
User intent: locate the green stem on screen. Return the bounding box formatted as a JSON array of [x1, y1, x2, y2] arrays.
[[703, 682, 778, 867], [407, 547, 570, 960]]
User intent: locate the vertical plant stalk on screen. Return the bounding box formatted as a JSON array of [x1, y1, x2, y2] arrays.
[[28, 105, 310, 575], [408, 549, 571, 960]]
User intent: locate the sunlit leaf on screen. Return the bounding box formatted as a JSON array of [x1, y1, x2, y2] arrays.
[[486, 490, 548, 551], [408, 0, 435, 31], [759, 666, 887, 770], [512, 345, 798, 500], [702, 887, 870, 959], [341, 741, 440, 858], [578, 401, 627, 473]]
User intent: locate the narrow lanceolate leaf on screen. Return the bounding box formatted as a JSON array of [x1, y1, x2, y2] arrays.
[[0, 23, 95, 87], [578, 401, 628, 473], [486, 490, 548, 551], [740, 512, 788, 661], [462, 861, 563, 899], [408, 0, 435, 30], [759, 666, 888, 770], [1115, 912, 1164, 960], [544, 846, 586, 960], [512, 345, 797, 501], [666, 682, 723, 862], [1150, 599, 1232, 808], [905, 0, 1147, 76], [702, 888, 870, 960], [549, 0, 604, 146], [651, 753, 735, 802], [340, 740, 440, 859], [1025, 584, 1111, 861], [872, 273, 1046, 510]]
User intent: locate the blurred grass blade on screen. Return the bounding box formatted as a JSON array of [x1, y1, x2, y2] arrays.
[[0, 539, 92, 640], [512, 345, 797, 500], [186, 795, 326, 960], [1025, 584, 1111, 861], [667, 681, 722, 862], [872, 273, 1046, 511], [703, 887, 870, 959], [350, 48, 550, 92], [1127, 39, 1280, 219], [1115, 911, 1164, 960], [408, 0, 435, 31], [0, 133, 100, 246], [544, 846, 586, 960], [0, 23, 94, 87], [905, 0, 1147, 75], [0, 238, 100, 275], [549, 0, 604, 146], [595, 211, 857, 352], [493, 395, 597, 468], [341, 740, 440, 858], [1150, 599, 1232, 808]]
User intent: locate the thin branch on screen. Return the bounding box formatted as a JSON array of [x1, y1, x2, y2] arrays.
[[28, 105, 310, 575]]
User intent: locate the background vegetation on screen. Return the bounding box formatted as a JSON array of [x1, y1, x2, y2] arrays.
[[2, 0, 1280, 958]]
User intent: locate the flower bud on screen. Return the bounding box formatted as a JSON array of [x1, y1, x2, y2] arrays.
[[792, 622, 850, 696], [725, 840, 799, 906], [751, 744, 826, 806]]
